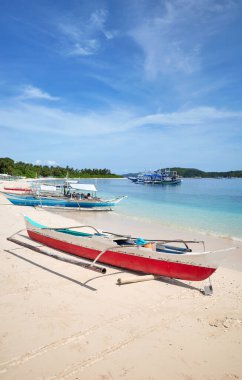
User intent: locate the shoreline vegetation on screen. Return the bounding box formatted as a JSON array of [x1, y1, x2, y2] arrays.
[[1, 157, 242, 179], [0, 157, 122, 179], [124, 167, 242, 178]]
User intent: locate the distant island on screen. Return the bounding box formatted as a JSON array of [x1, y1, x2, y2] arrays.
[[0, 157, 122, 178], [123, 167, 242, 178], [1, 158, 242, 179]]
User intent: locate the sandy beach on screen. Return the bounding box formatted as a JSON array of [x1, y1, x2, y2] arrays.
[[0, 182, 242, 380]]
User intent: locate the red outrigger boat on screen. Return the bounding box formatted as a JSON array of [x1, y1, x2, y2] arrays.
[[23, 217, 235, 281]]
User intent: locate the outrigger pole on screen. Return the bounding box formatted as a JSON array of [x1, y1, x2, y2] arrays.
[[102, 231, 204, 243], [7, 235, 106, 274]]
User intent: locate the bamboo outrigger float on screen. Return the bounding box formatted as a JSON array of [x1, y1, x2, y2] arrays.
[[7, 234, 106, 274]]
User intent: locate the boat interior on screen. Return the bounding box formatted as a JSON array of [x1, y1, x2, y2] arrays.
[[25, 217, 198, 255]]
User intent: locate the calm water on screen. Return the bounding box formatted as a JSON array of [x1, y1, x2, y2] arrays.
[[46, 178, 242, 241]]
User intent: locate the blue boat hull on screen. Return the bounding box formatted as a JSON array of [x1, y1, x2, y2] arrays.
[[6, 195, 119, 208], [161, 179, 182, 185]]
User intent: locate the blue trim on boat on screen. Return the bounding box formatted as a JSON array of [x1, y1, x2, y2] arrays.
[[7, 195, 116, 208], [25, 216, 93, 237], [156, 247, 186, 254], [25, 216, 46, 229]]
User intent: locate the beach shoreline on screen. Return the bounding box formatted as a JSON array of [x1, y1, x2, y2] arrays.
[[0, 183, 242, 379], [2, 177, 242, 241]]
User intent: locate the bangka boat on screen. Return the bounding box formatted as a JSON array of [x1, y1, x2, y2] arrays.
[[5, 193, 126, 209], [127, 177, 138, 183], [5, 182, 127, 209], [24, 216, 235, 281], [130, 169, 182, 185], [161, 177, 182, 185]]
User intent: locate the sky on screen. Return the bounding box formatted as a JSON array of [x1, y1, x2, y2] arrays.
[[0, 0, 242, 174]]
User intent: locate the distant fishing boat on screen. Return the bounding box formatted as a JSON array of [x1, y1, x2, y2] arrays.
[[127, 177, 138, 183], [160, 177, 182, 185], [23, 216, 235, 281], [5, 183, 127, 210], [128, 169, 182, 185]]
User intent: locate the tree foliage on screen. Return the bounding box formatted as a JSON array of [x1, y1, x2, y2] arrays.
[[0, 157, 121, 178], [170, 167, 242, 178], [124, 167, 242, 178]]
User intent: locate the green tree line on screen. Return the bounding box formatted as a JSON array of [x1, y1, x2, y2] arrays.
[[124, 167, 242, 178], [171, 167, 242, 178], [0, 157, 122, 178]]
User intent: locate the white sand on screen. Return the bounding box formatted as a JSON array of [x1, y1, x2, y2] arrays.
[[0, 183, 242, 380]]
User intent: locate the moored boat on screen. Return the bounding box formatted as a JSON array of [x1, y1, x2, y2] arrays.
[[161, 177, 182, 185], [5, 193, 126, 209], [4, 182, 127, 210], [24, 216, 236, 281], [127, 177, 138, 182], [129, 169, 182, 185]]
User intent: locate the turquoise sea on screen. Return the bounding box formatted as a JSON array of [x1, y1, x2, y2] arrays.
[[47, 178, 242, 241]]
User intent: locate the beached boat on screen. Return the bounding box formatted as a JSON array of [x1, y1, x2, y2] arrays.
[[5, 193, 126, 209], [24, 216, 235, 281], [5, 183, 127, 210]]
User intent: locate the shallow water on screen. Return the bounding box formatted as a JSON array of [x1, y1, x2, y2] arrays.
[[42, 178, 242, 241]]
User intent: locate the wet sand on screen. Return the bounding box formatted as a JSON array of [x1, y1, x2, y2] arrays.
[[0, 184, 242, 379]]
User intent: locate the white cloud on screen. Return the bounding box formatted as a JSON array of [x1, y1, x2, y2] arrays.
[[19, 85, 59, 101], [0, 101, 133, 137], [46, 160, 58, 166], [57, 9, 114, 57], [133, 106, 242, 127], [90, 9, 107, 29], [67, 40, 99, 57], [0, 98, 241, 138], [129, 0, 236, 79], [1, 97, 241, 172], [35, 160, 58, 166]]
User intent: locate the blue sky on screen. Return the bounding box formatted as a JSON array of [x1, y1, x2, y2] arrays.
[[0, 0, 242, 173]]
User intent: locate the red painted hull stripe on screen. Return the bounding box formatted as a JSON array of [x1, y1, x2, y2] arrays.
[[4, 187, 31, 191], [27, 230, 216, 281]]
